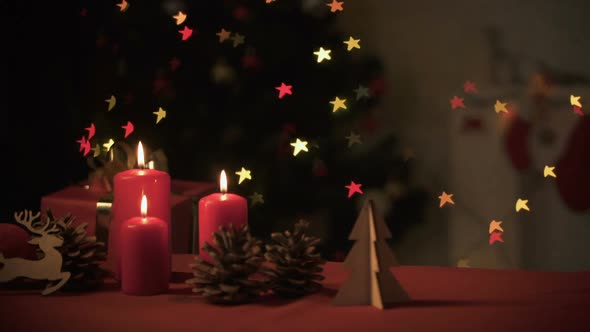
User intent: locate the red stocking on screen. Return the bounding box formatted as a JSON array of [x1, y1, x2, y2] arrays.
[[556, 116, 590, 212], [504, 116, 532, 170]]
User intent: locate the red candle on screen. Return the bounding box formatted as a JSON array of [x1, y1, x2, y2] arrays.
[[198, 170, 247, 257], [109, 142, 171, 280], [121, 195, 169, 295]]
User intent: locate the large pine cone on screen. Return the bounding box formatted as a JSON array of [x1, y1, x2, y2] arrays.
[[186, 224, 265, 304], [264, 220, 325, 298], [45, 210, 109, 291]]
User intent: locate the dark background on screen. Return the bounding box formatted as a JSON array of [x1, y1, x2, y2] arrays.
[[2, 0, 590, 270]]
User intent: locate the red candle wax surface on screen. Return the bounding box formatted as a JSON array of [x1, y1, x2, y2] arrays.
[[121, 196, 169, 295], [198, 171, 247, 257], [109, 143, 171, 280]]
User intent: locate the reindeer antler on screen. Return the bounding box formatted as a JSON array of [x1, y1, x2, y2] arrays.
[[14, 210, 59, 235]]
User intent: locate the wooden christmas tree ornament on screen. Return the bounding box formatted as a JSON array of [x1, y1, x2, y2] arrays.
[[332, 200, 409, 309]]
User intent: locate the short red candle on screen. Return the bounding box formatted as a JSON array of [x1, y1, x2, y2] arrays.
[[198, 170, 247, 257], [109, 142, 171, 280], [121, 195, 169, 295]]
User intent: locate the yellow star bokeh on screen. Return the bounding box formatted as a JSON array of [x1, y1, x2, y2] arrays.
[[516, 198, 530, 212], [570, 95, 582, 107], [102, 138, 115, 151], [330, 97, 347, 112], [343, 37, 360, 51], [105, 95, 116, 111], [91, 144, 101, 157], [494, 100, 508, 114], [544, 165, 557, 178], [235, 167, 252, 184], [153, 107, 166, 124]]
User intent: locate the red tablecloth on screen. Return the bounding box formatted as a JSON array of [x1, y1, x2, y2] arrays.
[[1, 255, 589, 331]]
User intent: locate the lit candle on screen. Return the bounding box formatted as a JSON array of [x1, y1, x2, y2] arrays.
[[109, 142, 171, 280], [121, 195, 169, 295], [198, 170, 247, 257]]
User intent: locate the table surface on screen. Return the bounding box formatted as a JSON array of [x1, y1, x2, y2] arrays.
[[1, 255, 590, 332]]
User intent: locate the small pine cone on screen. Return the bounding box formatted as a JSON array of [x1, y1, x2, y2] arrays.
[[44, 210, 109, 291], [264, 220, 325, 298], [186, 224, 265, 304]]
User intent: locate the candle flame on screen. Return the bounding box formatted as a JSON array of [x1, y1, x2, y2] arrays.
[[220, 170, 227, 193], [141, 194, 148, 218], [137, 141, 145, 168], [148, 160, 155, 169]]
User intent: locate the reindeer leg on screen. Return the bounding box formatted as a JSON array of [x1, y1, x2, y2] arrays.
[[41, 272, 71, 296]]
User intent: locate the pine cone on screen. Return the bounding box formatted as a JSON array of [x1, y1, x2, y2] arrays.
[[264, 220, 325, 298], [186, 224, 265, 304], [45, 210, 109, 291]]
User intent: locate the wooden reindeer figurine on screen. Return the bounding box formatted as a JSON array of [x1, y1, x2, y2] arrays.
[[0, 210, 70, 295]]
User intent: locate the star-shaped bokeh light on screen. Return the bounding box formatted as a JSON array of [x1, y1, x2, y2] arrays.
[[290, 138, 309, 156], [450, 96, 465, 110], [343, 36, 360, 51], [76, 136, 89, 155], [489, 231, 504, 245], [231, 33, 245, 47], [354, 85, 370, 100], [345, 181, 363, 198], [235, 167, 252, 184], [173, 11, 186, 25], [249, 192, 264, 206], [438, 191, 455, 207], [216, 28, 231, 43], [116, 0, 129, 12], [105, 95, 116, 111], [327, 0, 344, 12], [122, 121, 134, 138], [179, 26, 193, 41], [516, 198, 530, 212], [345, 132, 362, 147], [463, 80, 478, 94], [153, 107, 166, 124], [102, 138, 115, 151], [313, 47, 332, 63], [544, 166, 556, 178], [276, 82, 293, 99], [489, 220, 504, 233], [330, 97, 347, 112], [85, 123, 96, 140], [570, 95, 582, 107], [494, 100, 508, 114], [91, 144, 101, 157]]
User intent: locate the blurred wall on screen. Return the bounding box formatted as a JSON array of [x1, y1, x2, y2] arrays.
[[338, 0, 590, 269]]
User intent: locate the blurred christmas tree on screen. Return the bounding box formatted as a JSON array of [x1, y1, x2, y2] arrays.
[[75, 0, 427, 259]]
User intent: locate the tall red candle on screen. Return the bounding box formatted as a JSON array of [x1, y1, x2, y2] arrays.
[[109, 142, 171, 280], [198, 170, 247, 256], [121, 195, 169, 295]]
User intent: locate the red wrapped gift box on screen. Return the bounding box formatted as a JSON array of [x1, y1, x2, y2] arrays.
[[40, 180, 215, 254]]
